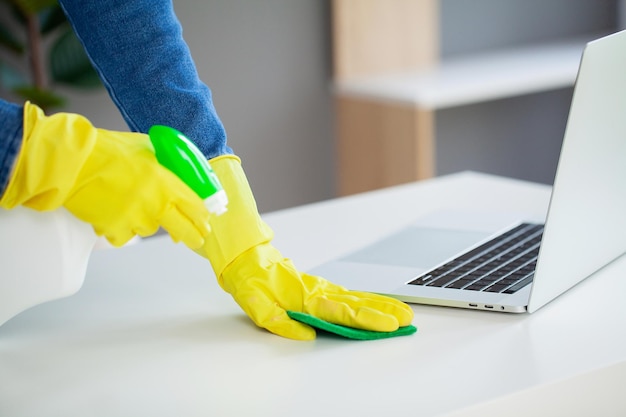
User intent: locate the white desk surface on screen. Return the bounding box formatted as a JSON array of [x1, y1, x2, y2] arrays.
[[1, 172, 625, 417]]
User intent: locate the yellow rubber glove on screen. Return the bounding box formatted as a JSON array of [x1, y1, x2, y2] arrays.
[[196, 155, 414, 340], [0, 102, 211, 249]]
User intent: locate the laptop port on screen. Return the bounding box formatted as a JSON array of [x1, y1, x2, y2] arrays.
[[484, 305, 494, 309], [469, 303, 478, 307]]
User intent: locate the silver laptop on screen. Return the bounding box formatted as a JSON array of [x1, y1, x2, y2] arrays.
[[311, 30, 626, 313]]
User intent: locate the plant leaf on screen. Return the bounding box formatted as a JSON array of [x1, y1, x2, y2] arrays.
[[49, 26, 101, 88], [12, 85, 65, 109], [5, 0, 58, 16], [0, 21, 25, 54], [40, 4, 67, 35], [1, 1, 28, 26]]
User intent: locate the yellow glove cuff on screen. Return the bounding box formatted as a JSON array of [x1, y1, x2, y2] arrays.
[[195, 155, 274, 279]]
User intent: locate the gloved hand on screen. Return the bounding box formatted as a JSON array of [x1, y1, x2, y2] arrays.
[[0, 102, 211, 248], [196, 155, 414, 340]]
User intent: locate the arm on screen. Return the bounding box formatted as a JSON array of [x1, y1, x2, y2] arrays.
[[58, 0, 231, 158], [0, 100, 24, 195]]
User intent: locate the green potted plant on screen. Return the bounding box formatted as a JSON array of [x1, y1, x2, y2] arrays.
[[0, 0, 100, 111]]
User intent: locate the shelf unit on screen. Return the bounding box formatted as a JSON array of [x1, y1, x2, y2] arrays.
[[334, 38, 587, 109], [331, 0, 617, 195]]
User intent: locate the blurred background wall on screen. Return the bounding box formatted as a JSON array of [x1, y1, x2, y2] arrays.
[[11, 0, 625, 212]]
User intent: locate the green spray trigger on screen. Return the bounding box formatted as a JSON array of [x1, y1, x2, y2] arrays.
[[148, 125, 228, 215]]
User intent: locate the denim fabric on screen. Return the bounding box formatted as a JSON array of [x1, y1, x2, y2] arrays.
[[0, 100, 23, 196], [0, 0, 230, 197], [58, 0, 232, 158]]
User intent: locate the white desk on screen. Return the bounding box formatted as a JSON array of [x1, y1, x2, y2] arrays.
[[1, 172, 625, 416]]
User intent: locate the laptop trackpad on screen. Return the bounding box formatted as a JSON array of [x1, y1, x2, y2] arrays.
[[309, 227, 490, 293], [341, 227, 489, 269]]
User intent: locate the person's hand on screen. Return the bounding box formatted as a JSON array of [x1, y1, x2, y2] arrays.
[[0, 102, 211, 248], [195, 155, 414, 340]]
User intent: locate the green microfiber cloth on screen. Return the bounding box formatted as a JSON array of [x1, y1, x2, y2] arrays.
[[287, 311, 417, 340]]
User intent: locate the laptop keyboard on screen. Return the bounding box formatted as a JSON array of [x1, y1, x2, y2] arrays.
[[408, 223, 543, 294]]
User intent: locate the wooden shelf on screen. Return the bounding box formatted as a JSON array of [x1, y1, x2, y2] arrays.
[[334, 37, 593, 110]]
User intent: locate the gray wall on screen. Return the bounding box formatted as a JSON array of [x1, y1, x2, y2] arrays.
[[436, 89, 572, 184], [61, 0, 334, 213], [440, 0, 617, 57], [436, 0, 619, 184]]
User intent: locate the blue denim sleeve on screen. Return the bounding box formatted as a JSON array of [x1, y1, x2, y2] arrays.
[[0, 99, 24, 196], [58, 0, 231, 159]]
